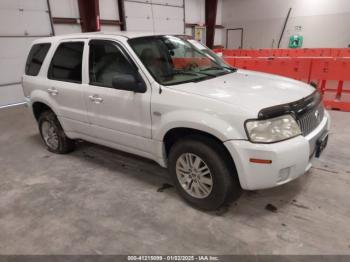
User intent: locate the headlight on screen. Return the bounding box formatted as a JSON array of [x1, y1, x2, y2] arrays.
[[245, 114, 301, 143]]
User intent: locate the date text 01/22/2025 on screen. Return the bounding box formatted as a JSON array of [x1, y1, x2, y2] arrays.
[[127, 255, 219, 261]]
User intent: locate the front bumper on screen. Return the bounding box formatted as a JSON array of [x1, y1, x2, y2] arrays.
[[24, 96, 32, 107], [224, 111, 330, 190]]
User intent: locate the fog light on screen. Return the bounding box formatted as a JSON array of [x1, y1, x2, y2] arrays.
[[277, 167, 290, 183]]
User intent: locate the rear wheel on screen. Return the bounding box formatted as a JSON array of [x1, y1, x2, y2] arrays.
[[168, 136, 241, 210], [38, 110, 75, 154]]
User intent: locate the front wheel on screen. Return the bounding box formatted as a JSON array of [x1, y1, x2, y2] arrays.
[[168, 136, 241, 210]]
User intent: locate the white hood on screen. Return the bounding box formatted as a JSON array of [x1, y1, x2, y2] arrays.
[[170, 69, 315, 116]]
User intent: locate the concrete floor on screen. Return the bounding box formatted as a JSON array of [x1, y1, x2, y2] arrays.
[[0, 105, 349, 255]]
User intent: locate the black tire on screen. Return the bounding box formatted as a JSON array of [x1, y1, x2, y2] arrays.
[[168, 135, 241, 210], [38, 110, 75, 154]]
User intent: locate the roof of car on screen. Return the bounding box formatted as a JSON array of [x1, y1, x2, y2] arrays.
[[34, 31, 171, 43]]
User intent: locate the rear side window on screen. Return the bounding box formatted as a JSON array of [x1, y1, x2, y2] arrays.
[[25, 43, 51, 76], [48, 42, 84, 83]]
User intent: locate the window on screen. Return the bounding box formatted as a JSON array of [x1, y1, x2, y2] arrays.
[[25, 43, 51, 76], [89, 40, 135, 88], [129, 36, 235, 86], [48, 42, 84, 83]]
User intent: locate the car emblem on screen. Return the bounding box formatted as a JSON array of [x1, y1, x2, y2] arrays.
[[315, 110, 319, 119]]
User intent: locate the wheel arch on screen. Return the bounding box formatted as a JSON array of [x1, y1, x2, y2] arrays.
[[29, 88, 61, 121], [162, 127, 240, 186], [32, 101, 54, 121]]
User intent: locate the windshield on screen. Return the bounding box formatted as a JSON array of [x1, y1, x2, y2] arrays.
[[128, 35, 236, 86]]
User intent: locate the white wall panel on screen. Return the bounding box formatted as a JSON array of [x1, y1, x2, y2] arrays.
[[125, 1, 153, 32], [0, 1, 50, 106], [0, 84, 25, 107], [0, 0, 19, 9], [0, 10, 23, 35], [49, 0, 80, 35], [154, 18, 183, 34], [99, 0, 119, 20], [152, 4, 184, 34], [49, 0, 79, 18], [152, 4, 183, 19], [129, 0, 151, 3], [23, 10, 52, 35], [54, 24, 81, 35], [184, 0, 204, 25], [19, 0, 48, 11], [152, 0, 183, 7], [214, 29, 222, 46], [125, 0, 184, 33], [0, 58, 24, 84], [100, 24, 121, 32], [126, 18, 154, 32], [125, 1, 153, 19], [0, 38, 33, 60]]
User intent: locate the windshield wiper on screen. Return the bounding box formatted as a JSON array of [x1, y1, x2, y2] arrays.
[[201, 66, 237, 72], [162, 71, 199, 77], [161, 71, 216, 85], [162, 70, 216, 78]]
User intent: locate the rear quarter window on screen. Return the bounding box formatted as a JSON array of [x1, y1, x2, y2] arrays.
[[25, 43, 51, 76]]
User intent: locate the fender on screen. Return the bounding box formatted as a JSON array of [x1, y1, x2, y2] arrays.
[[153, 109, 246, 142], [30, 90, 59, 112], [29, 89, 61, 118]]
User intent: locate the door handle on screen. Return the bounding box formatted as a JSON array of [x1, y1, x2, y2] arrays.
[[47, 88, 58, 96], [89, 95, 103, 104]]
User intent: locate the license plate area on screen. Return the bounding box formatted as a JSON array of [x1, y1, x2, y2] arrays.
[[315, 132, 329, 158]]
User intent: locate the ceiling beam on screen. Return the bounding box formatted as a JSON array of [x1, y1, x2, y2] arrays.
[[77, 0, 100, 32], [205, 0, 218, 49], [52, 17, 80, 24], [117, 0, 126, 31]]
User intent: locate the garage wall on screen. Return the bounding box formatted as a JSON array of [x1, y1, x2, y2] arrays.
[[222, 0, 350, 49], [0, 0, 52, 107], [49, 0, 80, 35], [124, 0, 184, 34], [184, 0, 223, 46], [100, 0, 121, 32]]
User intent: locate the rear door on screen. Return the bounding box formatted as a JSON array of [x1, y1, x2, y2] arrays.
[[45, 40, 90, 135]]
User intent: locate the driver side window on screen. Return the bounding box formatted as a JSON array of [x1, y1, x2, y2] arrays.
[[89, 40, 135, 88]]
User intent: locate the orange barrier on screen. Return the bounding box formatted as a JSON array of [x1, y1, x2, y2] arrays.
[[222, 56, 350, 112], [218, 48, 350, 58], [233, 57, 312, 81], [172, 57, 212, 69], [309, 58, 350, 111]]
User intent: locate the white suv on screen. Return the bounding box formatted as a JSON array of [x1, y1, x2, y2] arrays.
[[22, 32, 330, 210]]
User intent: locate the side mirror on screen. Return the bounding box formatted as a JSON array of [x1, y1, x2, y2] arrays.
[[112, 73, 146, 93], [310, 81, 318, 89]]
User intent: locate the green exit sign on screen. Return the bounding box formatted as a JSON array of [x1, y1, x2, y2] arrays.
[[289, 35, 303, 48]]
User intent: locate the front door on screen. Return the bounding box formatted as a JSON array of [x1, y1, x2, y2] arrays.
[[83, 39, 152, 153]]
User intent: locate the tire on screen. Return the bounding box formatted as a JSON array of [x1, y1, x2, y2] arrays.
[[168, 135, 241, 210], [38, 110, 75, 154]]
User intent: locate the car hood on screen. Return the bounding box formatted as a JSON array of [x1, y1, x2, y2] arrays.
[[170, 69, 315, 117]]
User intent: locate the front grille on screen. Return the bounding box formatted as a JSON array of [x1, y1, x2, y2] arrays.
[[297, 103, 324, 136], [258, 90, 325, 137]]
